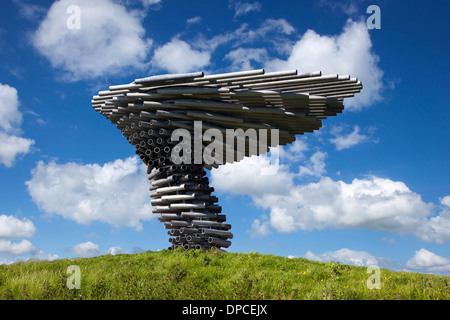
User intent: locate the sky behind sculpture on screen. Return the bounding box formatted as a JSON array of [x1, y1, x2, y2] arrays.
[[0, 0, 449, 275]]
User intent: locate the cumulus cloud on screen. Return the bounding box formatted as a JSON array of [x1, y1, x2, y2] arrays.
[[32, 0, 152, 80], [66, 241, 100, 258], [440, 196, 450, 208], [0, 132, 35, 168], [211, 153, 292, 198], [0, 84, 22, 133], [415, 205, 450, 244], [280, 137, 309, 161], [405, 249, 450, 276], [266, 19, 383, 110], [249, 215, 271, 238], [329, 125, 371, 150], [214, 147, 450, 243], [298, 151, 327, 177], [0, 239, 37, 255], [304, 248, 386, 267], [151, 38, 210, 73], [26, 156, 153, 230], [0, 214, 58, 264], [0, 215, 36, 239], [106, 246, 125, 255], [0, 241, 58, 264], [0, 83, 35, 167], [32, 250, 60, 262], [258, 176, 434, 234]]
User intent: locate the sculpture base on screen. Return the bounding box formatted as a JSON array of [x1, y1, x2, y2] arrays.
[[149, 163, 232, 250]]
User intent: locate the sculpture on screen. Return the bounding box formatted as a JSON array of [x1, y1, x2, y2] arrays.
[[92, 69, 362, 250]]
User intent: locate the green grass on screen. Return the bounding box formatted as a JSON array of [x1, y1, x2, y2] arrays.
[[0, 248, 449, 300]]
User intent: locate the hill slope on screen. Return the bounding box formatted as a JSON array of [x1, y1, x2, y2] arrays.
[[0, 248, 448, 300]]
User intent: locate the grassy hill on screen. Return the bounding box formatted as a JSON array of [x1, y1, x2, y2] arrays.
[[0, 248, 449, 300]]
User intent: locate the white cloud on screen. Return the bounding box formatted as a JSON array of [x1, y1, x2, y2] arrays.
[[318, 0, 360, 16], [225, 47, 268, 71], [266, 19, 383, 110], [231, 1, 262, 18], [0, 83, 35, 167], [26, 156, 153, 230], [260, 176, 435, 234], [440, 196, 450, 208], [0, 215, 36, 239], [280, 137, 309, 161], [0, 214, 58, 264], [106, 246, 125, 255], [405, 249, 450, 276], [66, 241, 100, 258], [192, 18, 295, 59], [415, 208, 450, 244], [416, 196, 450, 243], [0, 132, 35, 168], [329, 125, 370, 150], [32, 0, 152, 80], [13, 0, 47, 21], [305, 248, 385, 267], [0, 83, 21, 133], [298, 151, 327, 177], [141, 0, 161, 7], [0, 239, 37, 255], [32, 250, 60, 262], [212, 148, 450, 243], [186, 16, 202, 25], [257, 18, 295, 36], [152, 38, 210, 73], [211, 154, 292, 198], [0, 245, 59, 265], [249, 215, 271, 238]]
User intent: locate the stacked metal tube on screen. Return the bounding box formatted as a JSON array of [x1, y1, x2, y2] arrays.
[[92, 69, 362, 250], [150, 163, 232, 250]]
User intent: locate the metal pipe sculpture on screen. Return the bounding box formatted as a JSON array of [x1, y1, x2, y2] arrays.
[[92, 69, 362, 250]]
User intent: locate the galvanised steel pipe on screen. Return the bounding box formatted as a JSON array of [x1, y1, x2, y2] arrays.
[[201, 228, 233, 239], [207, 237, 231, 248]]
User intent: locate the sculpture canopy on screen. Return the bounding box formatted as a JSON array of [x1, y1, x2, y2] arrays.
[[92, 68, 362, 169]]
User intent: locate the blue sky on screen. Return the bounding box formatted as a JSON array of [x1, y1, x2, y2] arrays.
[[0, 0, 449, 276]]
